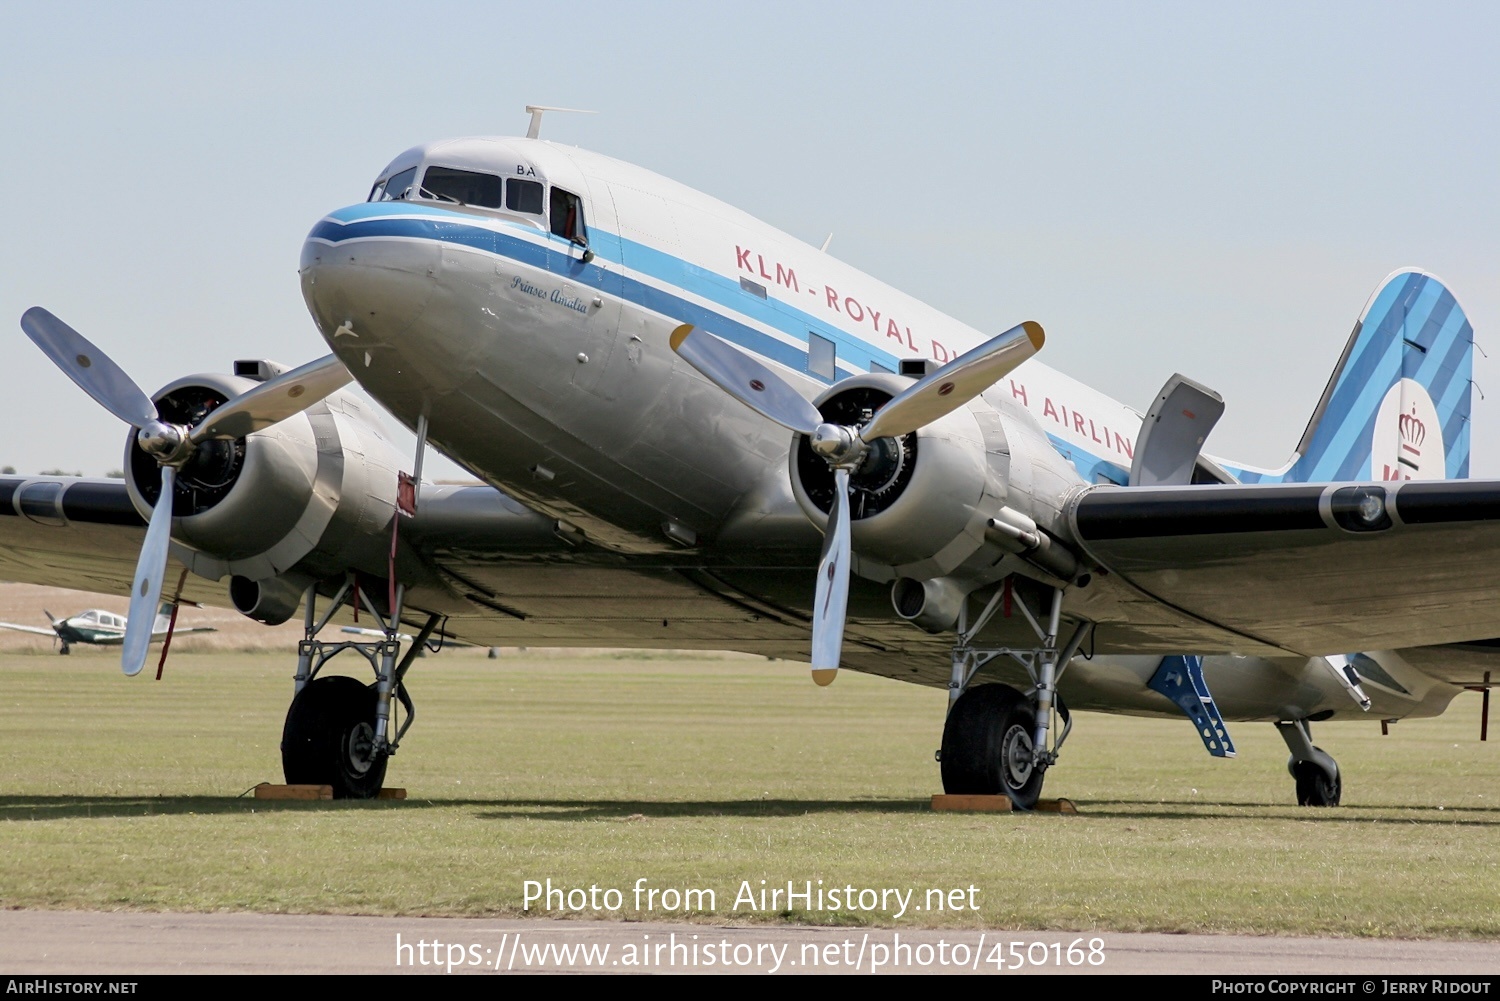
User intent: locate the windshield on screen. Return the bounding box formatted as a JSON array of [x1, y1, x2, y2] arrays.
[[420, 166, 503, 208], [368, 166, 418, 202]]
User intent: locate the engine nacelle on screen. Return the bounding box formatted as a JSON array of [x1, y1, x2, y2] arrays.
[[788, 373, 1007, 581], [124, 371, 403, 585]]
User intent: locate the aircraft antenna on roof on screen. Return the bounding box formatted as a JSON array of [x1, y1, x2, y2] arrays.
[[525, 105, 597, 139]]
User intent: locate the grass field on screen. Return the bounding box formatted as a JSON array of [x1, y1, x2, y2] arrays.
[[1, 647, 1497, 938]]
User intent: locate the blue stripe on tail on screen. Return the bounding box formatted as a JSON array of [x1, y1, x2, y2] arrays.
[[1236, 270, 1473, 485]]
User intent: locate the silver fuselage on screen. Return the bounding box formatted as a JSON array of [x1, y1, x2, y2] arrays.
[[297, 136, 1461, 725]]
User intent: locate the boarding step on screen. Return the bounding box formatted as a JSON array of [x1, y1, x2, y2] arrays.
[[1148, 654, 1236, 757]]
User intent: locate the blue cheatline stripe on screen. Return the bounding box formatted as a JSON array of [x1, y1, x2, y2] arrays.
[[1045, 434, 1128, 485], [313, 207, 1142, 483], [310, 215, 847, 380], [312, 203, 905, 380]]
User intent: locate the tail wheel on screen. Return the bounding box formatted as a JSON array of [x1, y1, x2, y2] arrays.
[[1292, 755, 1341, 807], [281, 675, 388, 799], [940, 684, 1046, 809]]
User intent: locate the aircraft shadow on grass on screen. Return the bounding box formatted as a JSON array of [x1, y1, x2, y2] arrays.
[[0, 795, 1496, 827]]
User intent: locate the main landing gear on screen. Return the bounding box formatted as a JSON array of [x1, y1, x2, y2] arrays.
[[938, 582, 1091, 810], [279, 575, 442, 799], [1275, 719, 1341, 807]]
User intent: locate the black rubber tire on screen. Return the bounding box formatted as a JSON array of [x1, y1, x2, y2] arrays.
[[940, 684, 1046, 809], [281, 675, 388, 799], [1293, 754, 1341, 807]]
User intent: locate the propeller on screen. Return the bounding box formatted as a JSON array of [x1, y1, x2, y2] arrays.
[[670, 320, 1044, 684], [20, 306, 353, 676]]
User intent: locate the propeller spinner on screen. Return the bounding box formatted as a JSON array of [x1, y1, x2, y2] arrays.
[[20, 307, 353, 677], [670, 320, 1044, 685]]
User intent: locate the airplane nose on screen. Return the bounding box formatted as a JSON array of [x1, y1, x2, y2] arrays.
[[299, 214, 440, 357]]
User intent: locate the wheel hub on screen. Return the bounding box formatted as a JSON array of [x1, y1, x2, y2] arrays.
[[344, 721, 376, 776], [1001, 723, 1035, 788]]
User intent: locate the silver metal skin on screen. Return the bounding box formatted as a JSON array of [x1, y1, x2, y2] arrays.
[[671, 316, 1045, 684], [122, 465, 176, 677]]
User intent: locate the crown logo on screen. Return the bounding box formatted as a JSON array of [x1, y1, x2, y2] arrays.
[[1397, 405, 1425, 471]]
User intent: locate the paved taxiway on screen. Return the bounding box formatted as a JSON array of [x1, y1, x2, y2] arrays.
[[3, 911, 1499, 974]]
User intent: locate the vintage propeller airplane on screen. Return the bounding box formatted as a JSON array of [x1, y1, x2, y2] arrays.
[[5, 110, 1491, 806], [0, 605, 215, 655]]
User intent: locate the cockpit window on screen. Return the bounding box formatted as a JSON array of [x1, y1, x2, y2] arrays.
[[369, 166, 418, 202], [420, 166, 503, 208], [550, 187, 587, 245], [506, 178, 543, 214]]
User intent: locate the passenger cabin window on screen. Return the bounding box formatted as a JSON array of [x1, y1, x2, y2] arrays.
[[808, 332, 836, 380], [507, 178, 544, 214], [420, 166, 503, 208], [550, 187, 587, 245], [369, 166, 418, 202]]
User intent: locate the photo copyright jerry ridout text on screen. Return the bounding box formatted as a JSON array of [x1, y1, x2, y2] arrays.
[[522, 877, 980, 919], [1213, 983, 1492, 995]]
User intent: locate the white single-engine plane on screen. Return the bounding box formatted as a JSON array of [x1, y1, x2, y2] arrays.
[[7, 111, 1494, 805], [0, 606, 215, 654]]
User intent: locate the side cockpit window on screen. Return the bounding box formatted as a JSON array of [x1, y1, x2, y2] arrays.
[[419, 166, 503, 208], [368, 166, 418, 202], [507, 178, 544, 215], [550, 187, 587, 245]]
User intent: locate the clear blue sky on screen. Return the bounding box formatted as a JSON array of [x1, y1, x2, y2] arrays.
[[2, 1, 1496, 475]]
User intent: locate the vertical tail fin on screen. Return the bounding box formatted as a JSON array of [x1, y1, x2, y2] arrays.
[[1247, 269, 1474, 484]]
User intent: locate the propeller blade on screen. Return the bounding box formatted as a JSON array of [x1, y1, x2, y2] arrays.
[[669, 324, 823, 436], [43, 609, 56, 625], [860, 321, 1044, 442], [190, 354, 353, 443], [20, 307, 158, 427], [122, 465, 176, 677], [810, 467, 852, 686]]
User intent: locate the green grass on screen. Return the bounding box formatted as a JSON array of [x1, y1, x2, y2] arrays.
[[0, 648, 1497, 937]]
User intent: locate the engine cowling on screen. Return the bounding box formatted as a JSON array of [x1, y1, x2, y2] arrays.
[[788, 373, 1007, 581], [123, 371, 403, 591]]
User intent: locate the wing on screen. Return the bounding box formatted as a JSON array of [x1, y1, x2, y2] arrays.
[[1068, 479, 1500, 656], [0, 621, 59, 637]]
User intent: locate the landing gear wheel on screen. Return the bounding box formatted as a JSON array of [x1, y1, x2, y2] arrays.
[[940, 684, 1045, 809], [281, 675, 388, 799], [1292, 754, 1340, 807]]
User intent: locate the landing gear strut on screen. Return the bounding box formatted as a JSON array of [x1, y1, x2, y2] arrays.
[[1275, 719, 1341, 807], [939, 581, 1090, 809], [278, 575, 441, 799]]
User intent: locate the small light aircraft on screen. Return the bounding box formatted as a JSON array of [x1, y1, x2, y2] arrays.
[[0, 607, 215, 654], [5, 109, 1494, 806]]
